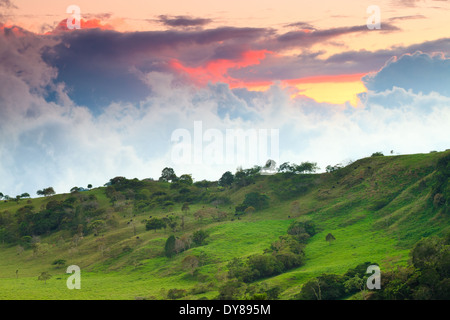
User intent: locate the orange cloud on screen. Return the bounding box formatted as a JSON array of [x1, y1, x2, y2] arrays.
[[46, 19, 114, 34], [170, 50, 271, 86], [0, 24, 29, 37]]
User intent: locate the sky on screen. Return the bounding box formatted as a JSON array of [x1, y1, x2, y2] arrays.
[[0, 0, 449, 196]]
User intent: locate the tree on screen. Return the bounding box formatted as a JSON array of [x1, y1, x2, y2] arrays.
[[70, 187, 80, 193], [164, 235, 176, 257], [371, 152, 384, 157], [293, 162, 319, 174], [146, 218, 166, 233], [218, 171, 234, 187], [179, 174, 193, 186], [181, 202, 190, 214], [278, 162, 294, 173], [243, 192, 269, 211], [160, 167, 177, 183], [38, 271, 52, 284], [109, 176, 126, 185], [326, 233, 336, 244], [244, 206, 255, 218], [52, 259, 66, 267], [192, 229, 209, 246], [87, 184, 93, 189], [20, 193, 30, 199], [37, 187, 55, 197], [0, 192, 3, 200]]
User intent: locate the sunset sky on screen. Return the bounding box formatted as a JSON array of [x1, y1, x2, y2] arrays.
[[1, 0, 449, 195]]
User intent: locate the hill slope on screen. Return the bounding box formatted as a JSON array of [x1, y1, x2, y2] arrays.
[[0, 150, 449, 299]]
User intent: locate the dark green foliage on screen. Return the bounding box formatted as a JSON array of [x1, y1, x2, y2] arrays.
[[272, 174, 316, 200], [167, 288, 187, 300], [278, 161, 319, 174], [371, 236, 450, 300], [287, 220, 316, 243], [192, 229, 209, 246], [217, 279, 246, 300], [146, 218, 166, 232], [164, 235, 176, 258], [227, 223, 308, 283], [234, 167, 260, 187], [52, 259, 66, 267], [160, 167, 178, 183], [218, 171, 234, 187], [431, 153, 450, 214], [371, 152, 384, 157], [242, 192, 269, 211], [297, 274, 346, 300]]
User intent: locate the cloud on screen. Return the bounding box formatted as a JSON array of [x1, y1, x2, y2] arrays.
[[1, 22, 449, 197], [388, 14, 427, 22], [363, 51, 450, 96], [158, 15, 212, 28], [0, 0, 16, 9]]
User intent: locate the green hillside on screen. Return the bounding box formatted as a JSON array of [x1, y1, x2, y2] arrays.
[[0, 150, 449, 300]]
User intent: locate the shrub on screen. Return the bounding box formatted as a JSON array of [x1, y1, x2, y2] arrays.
[[167, 288, 187, 300]]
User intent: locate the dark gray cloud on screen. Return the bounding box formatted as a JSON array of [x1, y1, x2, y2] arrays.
[[42, 27, 269, 109], [249, 23, 401, 53], [0, 0, 16, 9], [158, 15, 212, 28], [388, 15, 427, 22], [229, 37, 450, 82], [284, 21, 316, 31]]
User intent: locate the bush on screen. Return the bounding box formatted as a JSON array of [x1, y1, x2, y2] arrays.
[[164, 235, 176, 257], [192, 229, 209, 246], [167, 288, 187, 300]]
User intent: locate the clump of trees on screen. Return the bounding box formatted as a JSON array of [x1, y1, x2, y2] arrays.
[[36, 187, 55, 197], [296, 261, 377, 300], [163, 229, 210, 258], [226, 220, 316, 283], [278, 162, 319, 174], [370, 235, 450, 300]]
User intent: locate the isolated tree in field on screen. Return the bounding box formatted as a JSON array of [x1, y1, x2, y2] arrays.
[[20, 193, 30, 199], [87, 184, 92, 189], [0, 192, 3, 199], [326, 233, 336, 244], [146, 218, 166, 233], [38, 271, 52, 284]]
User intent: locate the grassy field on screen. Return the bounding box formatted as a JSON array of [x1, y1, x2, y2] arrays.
[[0, 150, 449, 299]]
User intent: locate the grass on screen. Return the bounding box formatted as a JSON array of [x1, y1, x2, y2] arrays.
[[0, 150, 449, 299]]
